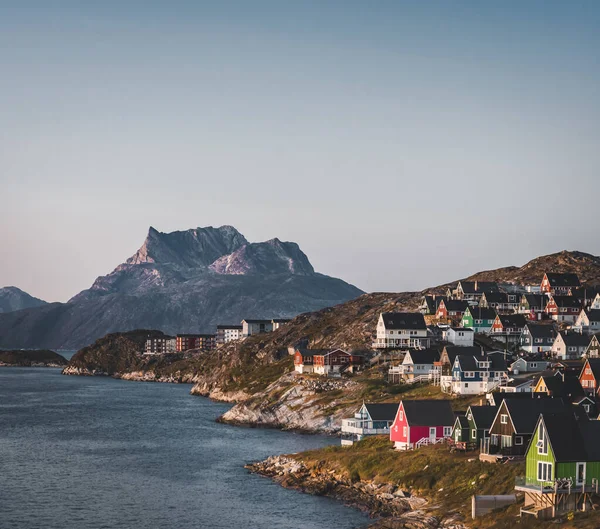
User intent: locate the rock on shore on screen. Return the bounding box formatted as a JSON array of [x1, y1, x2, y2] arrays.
[[246, 456, 467, 529]]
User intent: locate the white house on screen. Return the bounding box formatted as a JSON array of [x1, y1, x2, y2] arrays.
[[551, 331, 590, 360], [398, 349, 440, 381], [497, 379, 533, 393], [574, 309, 600, 335], [341, 403, 398, 446], [144, 336, 176, 354], [242, 319, 273, 337], [216, 325, 243, 345], [373, 312, 430, 349], [444, 327, 474, 346], [446, 353, 508, 395], [271, 318, 291, 331]]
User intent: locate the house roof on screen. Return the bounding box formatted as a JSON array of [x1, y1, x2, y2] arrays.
[[459, 281, 500, 294], [271, 318, 291, 323], [524, 323, 555, 339], [570, 287, 600, 301], [455, 415, 469, 429], [442, 346, 483, 365], [583, 309, 600, 322], [406, 348, 440, 364], [482, 292, 509, 304], [381, 312, 427, 330], [498, 314, 527, 328], [559, 331, 591, 348], [584, 358, 600, 379], [539, 412, 600, 463], [469, 405, 498, 430], [464, 306, 498, 320], [549, 295, 582, 309], [456, 353, 507, 372], [539, 373, 585, 399], [522, 294, 547, 309], [423, 296, 447, 312], [177, 333, 216, 338], [216, 324, 243, 330], [242, 319, 273, 324], [363, 403, 399, 422], [442, 300, 470, 312], [502, 398, 568, 434], [544, 272, 581, 288], [294, 348, 329, 358], [401, 400, 455, 426]]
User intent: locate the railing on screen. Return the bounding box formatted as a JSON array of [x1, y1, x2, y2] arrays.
[[415, 436, 447, 448], [515, 476, 599, 494], [341, 419, 390, 436], [405, 374, 432, 384]]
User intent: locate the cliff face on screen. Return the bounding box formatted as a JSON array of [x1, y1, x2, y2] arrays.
[[0, 286, 47, 314], [0, 225, 363, 349]]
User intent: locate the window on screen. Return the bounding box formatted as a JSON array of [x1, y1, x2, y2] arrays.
[[501, 414, 508, 424], [399, 411, 404, 421], [515, 436, 523, 445], [537, 424, 548, 455], [537, 462, 553, 482], [403, 426, 407, 437], [443, 427, 452, 436], [472, 430, 477, 439], [583, 404, 590, 413]]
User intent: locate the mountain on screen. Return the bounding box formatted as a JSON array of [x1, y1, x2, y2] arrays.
[[0, 226, 363, 349], [0, 287, 47, 314]]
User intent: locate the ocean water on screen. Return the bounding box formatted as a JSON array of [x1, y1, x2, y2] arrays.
[[0, 368, 368, 529]]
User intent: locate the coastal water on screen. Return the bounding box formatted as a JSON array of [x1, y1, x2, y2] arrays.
[[0, 368, 368, 529]]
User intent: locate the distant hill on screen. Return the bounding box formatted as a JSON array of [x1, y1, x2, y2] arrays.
[[0, 226, 363, 350], [0, 287, 47, 314]]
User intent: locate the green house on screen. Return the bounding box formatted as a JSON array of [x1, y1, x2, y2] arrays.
[[460, 307, 497, 333], [517, 411, 600, 518], [451, 405, 497, 449]]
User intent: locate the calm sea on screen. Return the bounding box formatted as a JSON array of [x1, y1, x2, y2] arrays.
[[0, 368, 368, 529]]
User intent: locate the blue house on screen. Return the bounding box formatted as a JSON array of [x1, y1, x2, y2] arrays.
[[444, 352, 508, 395]]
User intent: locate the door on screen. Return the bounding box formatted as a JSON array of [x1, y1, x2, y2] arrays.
[[429, 427, 436, 443], [577, 462, 586, 486]]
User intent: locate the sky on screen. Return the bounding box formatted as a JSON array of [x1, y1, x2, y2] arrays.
[[1, 1, 600, 302]]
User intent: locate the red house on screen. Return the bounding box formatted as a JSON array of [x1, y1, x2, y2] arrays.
[[579, 358, 600, 395], [436, 300, 469, 323], [312, 349, 364, 376], [390, 400, 455, 450]]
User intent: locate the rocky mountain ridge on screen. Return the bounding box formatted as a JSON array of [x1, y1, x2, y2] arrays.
[[0, 286, 47, 314], [0, 225, 363, 349]]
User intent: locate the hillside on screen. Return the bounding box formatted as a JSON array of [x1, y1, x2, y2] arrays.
[[0, 349, 68, 367], [0, 225, 363, 349], [0, 286, 47, 314]]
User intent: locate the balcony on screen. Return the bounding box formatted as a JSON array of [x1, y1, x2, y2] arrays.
[[341, 419, 390, 436], [515, 476, 599, 495]]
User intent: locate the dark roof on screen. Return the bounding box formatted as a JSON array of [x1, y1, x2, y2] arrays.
[[243, 319, 273, 324], [381, 312, 427, 330], [177, 333, 216, 338], [482, 292, 509, 304], [522, 294, 547, 309], [456, 353, 507, 372], [570, 287, 600, 301], [489, 392, 548, 406], [271, 318, 291, 323], [216, 325, 243, 330], [442, 346, 483, 364], [442, 300, 470, 312], [550, 295, 582, 309], [540, 374, 585, 399], [295, 348, 328, 358], [455, 415, 469, 429], [524, 323, 555, 339], [465, 306, 498, 320], [423, 295, 447, 312], [585, 359, 600, 379], [545, 272, 581, 288], [459, 281, 500, 294], [502, 398, 569, 434], [540, 412, 600, 463], [364, 403, 399, 422], [559, 331, 591, 347], [583, 309, 600, 322], [402, 400, 455, 426], [498, 314, 527, 328], [406, 349, 440, 364], [469, 405, 498, 430]]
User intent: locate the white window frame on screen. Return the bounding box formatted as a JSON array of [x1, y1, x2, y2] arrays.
[[501, 414, 508, 425], [537, 462, 553, 482]]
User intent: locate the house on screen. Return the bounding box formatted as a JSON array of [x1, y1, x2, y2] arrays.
[[453, 281, 500, 301], [534, 372, 585, 401], [591, 293, 600, 310], [518, 294, 548, 320], [578, 358, 600, 395], [242, 319, 274, 337], [176, 334, 217, 352], [519, 323, 556, 354], [216, 324, 243, 345], [545, 295, 582, 323], [293, 348, 328, 374], [444, 327, 474, 346], [490, 314, 528, 344], [480, 292, 520, 312], [313, 349, 364, 376], [510, 357, 550, 374], [438, 345, 483, 375], [374, 312, 430, 349], [446, 352, 508, 395], [451, 405, 498, 449], [516, 411, 600, 519], [569, 287, 600, 309], [419, 295, 447, 315], [572, 395, 599, 418], [540, 272, 581, 295], [397, 349, 440, 381], [144, 335, 176, 354], [271, 318, 291, 330], [390, 400, 455, 450], [585, 334, 600, 358], [485, 398, 568, 456], [499, 379, 534, 393], [574, 309, 600, 335], [461, 306, 497, 333], [341, 403, 398, 446], [551, 331, 590, 360], [436, 300, 469, 323]]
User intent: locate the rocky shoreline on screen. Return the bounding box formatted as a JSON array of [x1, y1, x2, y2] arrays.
[[246, 456, 468, 529]]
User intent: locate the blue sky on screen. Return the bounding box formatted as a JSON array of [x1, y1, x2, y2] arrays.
[[1, 1, 600, 301]]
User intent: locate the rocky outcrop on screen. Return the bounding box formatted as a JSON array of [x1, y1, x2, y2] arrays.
[[247, 456, 467, 529], [0, 225, 362, 349], [0, 349, 67, 367], [218, 373, 361, 433]]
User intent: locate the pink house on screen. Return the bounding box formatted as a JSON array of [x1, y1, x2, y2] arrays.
[[390, 400, 455, 450]]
